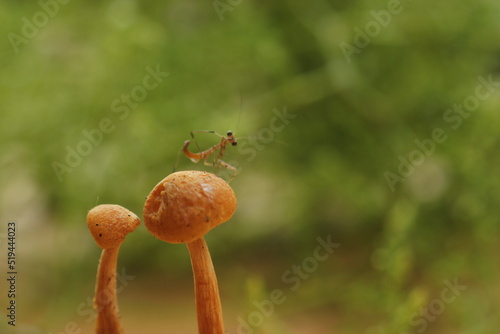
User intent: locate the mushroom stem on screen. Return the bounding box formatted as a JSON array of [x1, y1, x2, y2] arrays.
[[94, 246, 124, 334], [187, 237, 225, 334]]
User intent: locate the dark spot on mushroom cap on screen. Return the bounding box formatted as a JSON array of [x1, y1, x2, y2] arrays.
[[99, 233, 103, 237]]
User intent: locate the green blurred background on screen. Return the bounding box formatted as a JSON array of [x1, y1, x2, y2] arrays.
[[1, 0, 500, 333]]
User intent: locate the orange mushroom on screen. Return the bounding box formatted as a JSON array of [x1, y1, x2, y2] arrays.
[[143, 170, 237, 334], [87, 204, 140, 334]]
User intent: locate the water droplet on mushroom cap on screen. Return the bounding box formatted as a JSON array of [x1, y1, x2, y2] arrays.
[[87, 204, 140, 249], [143, 171, 237, 244]]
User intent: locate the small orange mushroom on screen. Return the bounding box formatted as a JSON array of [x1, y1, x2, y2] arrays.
[[87, 204, 140, 334], [143, 171, 237, 334]]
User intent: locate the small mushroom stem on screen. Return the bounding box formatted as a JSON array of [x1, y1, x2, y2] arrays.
[[94, 246, 124, 334], [187, 237, 225, 334]]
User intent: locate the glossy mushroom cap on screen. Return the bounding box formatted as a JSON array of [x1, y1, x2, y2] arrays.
[[143, 171, 237, 244], [87, 204, 141, 249]]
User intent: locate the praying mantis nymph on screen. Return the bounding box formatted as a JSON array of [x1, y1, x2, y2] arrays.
[[180, 130, 238, 179]]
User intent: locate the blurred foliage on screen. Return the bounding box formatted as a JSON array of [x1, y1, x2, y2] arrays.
[[1, 0, 500, 333]]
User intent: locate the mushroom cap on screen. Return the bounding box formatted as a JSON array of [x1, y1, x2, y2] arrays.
[[87, 204, 141, 249], [143, 171, 237, 244]]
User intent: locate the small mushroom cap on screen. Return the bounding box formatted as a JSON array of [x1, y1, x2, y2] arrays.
[[143, 171, 237, 244], [87, 204, 140, 249]]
